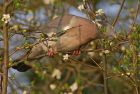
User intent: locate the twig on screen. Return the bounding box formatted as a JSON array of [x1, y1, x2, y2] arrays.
[[132, 41, 139, 94], [88, 55, 103, 70], [112, 0, 125, 27], [103, 54, 108, 94], [2, 0, 10, 94], [128, 1, 140, 93], [129, 0, 140, 33]]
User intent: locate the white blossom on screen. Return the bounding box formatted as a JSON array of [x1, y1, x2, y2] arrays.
[[110, 42, 113, 46], [138, 53, 140, 57], [95, 9, 104, 16], [43, 0, 55, 4], [83, 0, 86, 2], [1, 14, 11, 24], [43, 70, 46, 74], [70, 82, 78, 92], [52, 68, 61, 80], [126, 72, 131, 76], [88, 51, 95, 57], [78, 4, 84, 11], [63, 54, 69, 60], [121, 46, 125, 51], [63, 25, 71, 31], [100, 61, 103, 64], [22, 90, 27, 94], [90, 41, 94, 45], [96, 22, 102, 28], [95, 19, 102, 28], [133, 26, 136, 31], [52, 15, 58, 19], [50, 84, 56, 90], [99, 52, 103, 56], [67, 92, 73, 94], [92, 20, 96, 24], [103, 50, 110, 54], [63, 92, 73, 94]]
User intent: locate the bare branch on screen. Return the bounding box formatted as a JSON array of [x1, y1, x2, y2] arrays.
[[112, 0, 125, 27]]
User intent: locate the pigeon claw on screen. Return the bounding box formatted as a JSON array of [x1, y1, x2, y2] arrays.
[[72, 50, 81, 55], [47, 48, 55, 57]]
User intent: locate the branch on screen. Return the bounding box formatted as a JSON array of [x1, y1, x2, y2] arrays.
[[1, 0, 11, 93], [127, 1, 140, 93], [129, 0, 140, 33], [103, 54, 108, 94], [112, 0, 125, 27]]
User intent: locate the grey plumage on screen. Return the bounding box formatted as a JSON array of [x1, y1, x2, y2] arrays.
[[12, 14, 98, 72]]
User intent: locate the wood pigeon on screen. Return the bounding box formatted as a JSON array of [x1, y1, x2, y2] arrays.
[[12, 14, 98, 72]]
